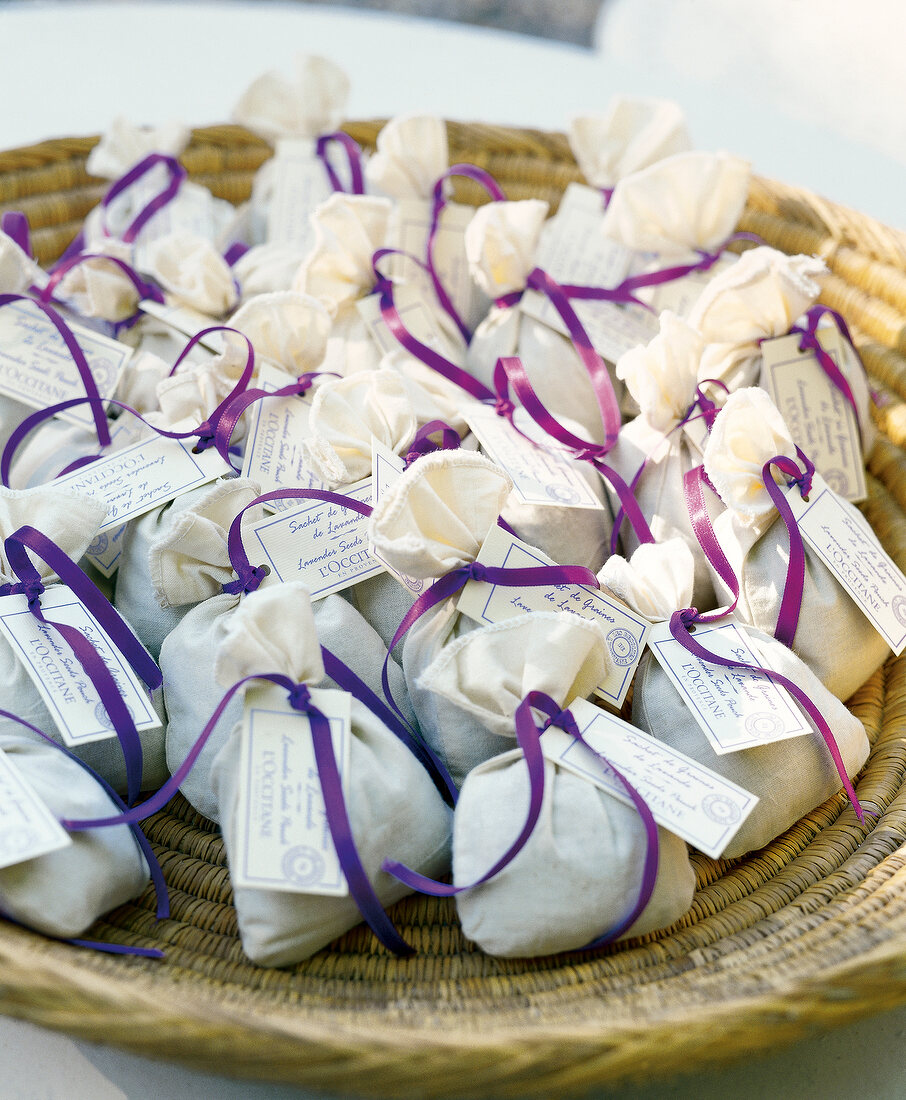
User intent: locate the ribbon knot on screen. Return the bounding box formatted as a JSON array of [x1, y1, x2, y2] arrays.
[[575, 445, 608, 465], [222, 563, 269, 596], [541, 706, 579, 738], [192, 421, 215, 452], [494, 396, 516, 421], [466, 560, 489, 583], [678, 607, 701, 629], [494, 290, 524, 310], [0, 577, 45, 608], [287, 682, 313, 713]]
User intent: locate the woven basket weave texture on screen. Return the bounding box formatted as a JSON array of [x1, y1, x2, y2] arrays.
[[1, 121, 906, 1098]]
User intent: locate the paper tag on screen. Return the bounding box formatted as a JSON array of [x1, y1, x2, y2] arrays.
[[357, 284, 465, 363], [368, 439, 434, 596], [456, 525, 648, 708], [0, 748, 72, 870], [761, 330, 867, 502], [232, 682, 351, 896], [0, 588, 161, 747], [241, 362, 324, 510], [84, 523, 127, 578], [786, 474, 906, 653], [266, 138, 332, 248], [519, 185, 657, 362], [246, 477, 385, 599], [0, 299, 132, 430], [137, 299, 225, 354], [646, 619, 811, 754], [387, 199, 487, 331], [465, 405, 605, 510], [542, 698, 758, 859], [51, 433, 232, 532]]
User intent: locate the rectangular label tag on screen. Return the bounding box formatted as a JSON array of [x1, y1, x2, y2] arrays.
[[137, 299, 225, 354], [51, 433, 232, 531], [0, 588, 161, 747], [542, 698, 759, 859], [245, 477, 385, 599], [0, 299, 132, 430], [646, 619, 812, 754], [241, 362, 324, 510], [356, 284, 465, 363], [387, 199, 487, 330], [0, 748, 72, 870], [761, 330, 867, 502], [786, 473, 906, 653], [84, 522, 128, 578], [464, 405, 605, 511], [456, 525, 648, 708], [232, 682, 351, 896], [266, 138, 332, 248], [518, 183, 657, 362]]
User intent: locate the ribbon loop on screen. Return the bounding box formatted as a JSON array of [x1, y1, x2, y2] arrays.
[[101, 153, 187, 244], [315, 131, 366, 195]]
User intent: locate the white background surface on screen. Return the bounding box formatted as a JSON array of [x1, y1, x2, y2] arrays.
[[1, 2, 905, 1097]]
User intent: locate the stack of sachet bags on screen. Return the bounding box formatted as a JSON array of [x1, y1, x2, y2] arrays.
[[0, 53, 893, 965]]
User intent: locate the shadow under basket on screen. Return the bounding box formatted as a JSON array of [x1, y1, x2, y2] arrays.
[[4, 121, 906, 1099]]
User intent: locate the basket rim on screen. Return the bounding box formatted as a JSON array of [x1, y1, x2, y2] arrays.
[[2, 122, 906, 1097]]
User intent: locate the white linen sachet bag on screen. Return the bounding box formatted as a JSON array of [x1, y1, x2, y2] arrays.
[[465, 200, 614, 445], [451, 615, 694, 956], [369, 449, 514, 778], [293, 194, 393, 376], [702, 387, 890, 700], [415, 612, 605, 787], [601, 150, 750, 259], [160, 562, 416, 824], [689, 247, 826, 395], [568, 96, 692, 191], [211, 583, 451, 966], [601, 540, 870, 858], [0, 486, 166, 794], [0, 727, 149, 938], [115, 476, 262, 661], [606, 311, 718, 607]]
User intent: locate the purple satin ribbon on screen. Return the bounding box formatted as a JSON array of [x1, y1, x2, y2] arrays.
[[378, 552, 601, 745], [0, 706, 168, 933], [315, 132, 366, 195], [403, 419, 462, 467], [371, 248, 495, 402], [607, 232, 763, 297], [1, 326, 257, 485], [524, 268, 623, 450], [209, 369, 334, 465], [685, 448, 814, 648], [1, 211, 31, 255], [223, 241, 250, 267], [667, 607, 864, 823], [610, 379, 728, 552], [100, 154, 187, 244], [64, 670, 415, 956], [492, 355, 654, 551], [0, 294, 111, 450], [35, 251, 165, 312], [2, 526, 162, 807], [427, 163, 506, 345], [384, 690, 660, 950], [224, 486, 375, 595], [790, 306, 864, 444]]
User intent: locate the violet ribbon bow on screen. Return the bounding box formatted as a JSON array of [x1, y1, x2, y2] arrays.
[[384, 690, 660, 950], [427, 163, 506, 345], [315, 132, 366, 195], [1, 525, 162, 807], [371, 248, 495, 402], [99, 153, 187, 244], [63, 668, 418, 956], [492, 355, 654, 552]]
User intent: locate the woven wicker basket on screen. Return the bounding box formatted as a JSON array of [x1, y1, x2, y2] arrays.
[[3, 121, 906, 1098]]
